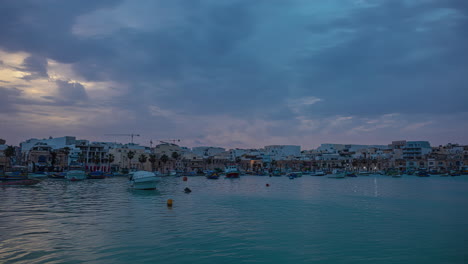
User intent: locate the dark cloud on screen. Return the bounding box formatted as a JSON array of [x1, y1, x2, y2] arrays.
[[0, 0, 467, 146], [20, 55, 49, 80], [0, 0, 121, 62], [0, 86, 22, 113], [55, 80, 88, 103]]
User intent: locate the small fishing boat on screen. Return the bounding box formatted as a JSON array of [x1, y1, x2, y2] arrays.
[[0, 166, 41, 186], [345, 172, 357, 177], [66, 166, 87, 181], [87, 170, 106, 179], [48, 172, 66, 179], [206, 171, 219, 179], [358, 171, 371, 176], [286, 172, 301, 179], [311, 170, 326, 176], [129, 171, 159, 190], [225, 165, 240, 178], [416, 170, 430, 177], [0, 178, 41, 186], [328, 170, 346, 179]]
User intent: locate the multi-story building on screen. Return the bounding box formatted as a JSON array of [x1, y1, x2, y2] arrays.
[[403, 141, 431, 160], [264, 145, 301, 160], [192, 147, 225, 158]]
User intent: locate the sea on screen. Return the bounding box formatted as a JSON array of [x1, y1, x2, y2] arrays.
[[1, 175, 467, 264]]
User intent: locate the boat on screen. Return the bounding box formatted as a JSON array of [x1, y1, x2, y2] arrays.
[[286, 172, 302, 178], [129, 171, 159, 190], [104, 172, 114, 177], [358, 171, 371, 176], [225, 165, 240, 178], [206, 171, 219, 179], [328, 170, 346, 179], [28, 171, 48, 178], [87, 170, 106, 179], [0, 166, 29, 181], [48, 172, 66, 179], [450, 171, 461, 177], [416, 170, 430, 177], [311, 170, 326, 176], [0, 179, 41, 186], [345, 172, 357, 177], [0, 166, 42, 186], [385, 169, 399, 176], [66, 166, 87, 181]]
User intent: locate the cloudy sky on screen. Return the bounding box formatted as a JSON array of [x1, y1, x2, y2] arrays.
[[1, 0, 467, 149]]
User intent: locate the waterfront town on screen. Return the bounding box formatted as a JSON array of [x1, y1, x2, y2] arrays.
[[1, 136, 467, 175]]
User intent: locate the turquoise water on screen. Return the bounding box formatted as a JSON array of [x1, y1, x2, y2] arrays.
[[1, 175, 468, 263]]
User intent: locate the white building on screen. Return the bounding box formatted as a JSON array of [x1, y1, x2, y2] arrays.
[[21, 136, 77, 153], [192, 147, 226, 158], [264, 145, 301, 160]]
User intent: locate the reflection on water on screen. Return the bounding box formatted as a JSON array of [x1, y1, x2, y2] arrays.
[[1, 175, 468, 263]]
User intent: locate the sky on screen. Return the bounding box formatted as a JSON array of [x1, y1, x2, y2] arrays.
[[0, 0, 467, 149]]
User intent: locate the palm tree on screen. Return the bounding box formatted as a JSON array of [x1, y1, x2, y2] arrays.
[[49, 150, 57, 167], [127, 151, 135, 169], [107, 154, 115, 171], [149, 154, 157, 171], [3, 146, 16, 171], [160, 154, 169, 173], [138, 154, 147, 170], [171, 152, 180, 160], [62, 147, 70, 169]]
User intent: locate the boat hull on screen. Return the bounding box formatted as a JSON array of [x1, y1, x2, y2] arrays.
[[130, 171, 159, 190], [1, 179, 41, 186], [66, 170, 87, 181], [130, 179, 158, 190], [225, 172, 240, 178]]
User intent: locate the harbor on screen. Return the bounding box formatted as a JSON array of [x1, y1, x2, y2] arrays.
[[1, 175, 468, 263]]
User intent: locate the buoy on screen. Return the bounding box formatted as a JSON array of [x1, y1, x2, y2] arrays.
[[183, 176, 188, 181], [266, 184, 270, 187], [184, 187, 192, 193], [167, 199, 173, 207]]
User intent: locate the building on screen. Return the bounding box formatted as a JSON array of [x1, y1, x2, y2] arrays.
[[264, 145, 301, 160], [192, 147, 226, 158], [403, 141, 431, 160]]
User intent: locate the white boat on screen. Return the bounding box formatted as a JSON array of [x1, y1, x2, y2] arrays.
[[130, 171, 160, 190], [328, 170, 346, 179], [311, 170, 326, 176], [66, 169, 87, 181]]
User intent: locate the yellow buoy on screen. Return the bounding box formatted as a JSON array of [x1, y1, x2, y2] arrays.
[[167, 199, 173, 207]]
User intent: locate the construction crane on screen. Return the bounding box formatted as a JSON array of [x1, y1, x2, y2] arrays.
[[104, 134, 140, 144]]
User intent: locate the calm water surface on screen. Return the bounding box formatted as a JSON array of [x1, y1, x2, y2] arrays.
[[1, 175, 468, 263]]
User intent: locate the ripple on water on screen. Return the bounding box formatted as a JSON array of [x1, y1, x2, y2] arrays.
[[1, 176, 468, 263]]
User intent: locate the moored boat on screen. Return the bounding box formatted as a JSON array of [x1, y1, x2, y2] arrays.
[[416, 170, 430, 177], [225, 165, 240, 178], [88, 170, 106, 179], [66, 166, 87, 181], [1, 166, 42, 186], [130, 171, 159, 190], [328, 170, 346, 179], [206, 171, 220, 179], [311, 170, 326, 176]]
